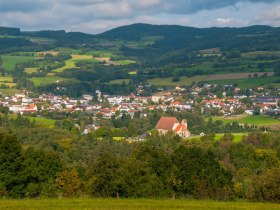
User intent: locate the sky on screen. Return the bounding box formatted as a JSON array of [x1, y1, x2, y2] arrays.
[[0, 0, 280, 34]]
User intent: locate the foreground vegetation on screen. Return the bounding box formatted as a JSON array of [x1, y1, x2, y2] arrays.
[[1, 198, 280, 210]]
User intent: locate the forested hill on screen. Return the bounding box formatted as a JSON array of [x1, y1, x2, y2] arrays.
[[97, 23, 280, 52], [1, 24, 280, 52], [97, 23, 274, 41]]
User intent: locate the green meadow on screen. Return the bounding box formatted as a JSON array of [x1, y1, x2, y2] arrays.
[[189, 133, 247, 143], [29, 76, 76, 87], [208, 76, 280, 88], [0, 199, 279, 210], [52, 54, 99, 73], [213, 115, 280, 126], [2, 55, 35, 71]]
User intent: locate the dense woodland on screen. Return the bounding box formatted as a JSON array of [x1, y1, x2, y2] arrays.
[[0, 108, 279, 202], [1, 127, 280, 202]]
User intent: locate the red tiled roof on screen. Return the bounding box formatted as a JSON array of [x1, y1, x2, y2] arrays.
[[156, 117, 179, 130]]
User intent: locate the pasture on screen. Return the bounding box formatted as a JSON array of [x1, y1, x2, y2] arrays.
[[213, 115, 280, 126], [27, 116, 55, 128], [189, 133, 247, 143], [114, 60, 137, 65], [208, 76, 280, 88], [52, 54, 99, 73], [24, 67, 39, 74], [2, 55, 35, 71], [29, 76, 76, 87], [0, 198, 279, 210], [0, 76, 13, 82]]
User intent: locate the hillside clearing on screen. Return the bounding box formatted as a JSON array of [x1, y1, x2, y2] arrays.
[[29, 76, 76, 87]]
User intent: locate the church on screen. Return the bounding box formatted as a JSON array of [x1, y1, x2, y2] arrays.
[[155, 116, 191, 138]]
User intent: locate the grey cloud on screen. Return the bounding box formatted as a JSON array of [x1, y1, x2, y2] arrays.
[[0, 0, 279, 33]]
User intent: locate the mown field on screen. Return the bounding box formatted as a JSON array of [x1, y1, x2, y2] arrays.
[[2, 55, 35, 71], [29, 76, 77, 87], [189, 133, 247, 143], [213, 115, 280, 126], [0, 199, 279, 210], [208, 76, 280, 88], [52, 54, 97, 73]]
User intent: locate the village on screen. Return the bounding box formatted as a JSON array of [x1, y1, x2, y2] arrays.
[[0, 83, 279, 136]]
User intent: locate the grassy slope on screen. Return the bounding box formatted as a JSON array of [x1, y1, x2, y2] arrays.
[[0, 199, 279, 210], [2, 55, 35, 71], [29, 76, 76, 87], [213, 115, 279, 126], [52, 54, 98, 73], [208, 76, 280, 88]]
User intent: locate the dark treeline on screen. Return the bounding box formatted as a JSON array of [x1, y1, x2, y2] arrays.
[[0, 128, 280, 202]]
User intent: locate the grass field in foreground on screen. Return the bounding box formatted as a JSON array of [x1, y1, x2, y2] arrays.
[[0, 198, 279, 210]]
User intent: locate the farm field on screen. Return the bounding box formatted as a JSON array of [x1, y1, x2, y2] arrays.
[[148, 76, 207, 86], [52, 54, 98, 73], [0, 76, 13, 82], [24, 67, 39, 74], [0, 88, 20, 95], [2, 55, 35, 71], [25, 116, 55, 128], [214, 133, 247, 142], [9, 114, 55, 128], [189, 133, 247, 143], [241, 51, 280, 58], [29, 76, 76, 87], [205, 72, 274, 80], [213, 115, 280, 126], [208, 76, 280, 88], [114, 59, 137, 65], [0, 198, 279, 210]]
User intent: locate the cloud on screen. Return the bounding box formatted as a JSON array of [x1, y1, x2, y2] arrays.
[[0, 0, 279, 33]]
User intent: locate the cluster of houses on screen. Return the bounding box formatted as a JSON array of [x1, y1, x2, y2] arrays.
[[1, 86, 279, 118]]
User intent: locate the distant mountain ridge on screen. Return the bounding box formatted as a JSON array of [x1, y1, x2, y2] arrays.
[[1, 23, 280, 55]]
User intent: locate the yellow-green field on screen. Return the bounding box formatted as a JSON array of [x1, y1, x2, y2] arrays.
[[52, 54, 98, 73], [189, 133, 247, 143], [0, 199, 279, 210], [0, 88, 20, 95], [0, 76, 13, 82], [24, 67, 39, 74]]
